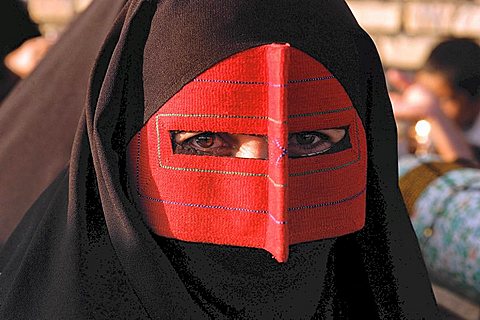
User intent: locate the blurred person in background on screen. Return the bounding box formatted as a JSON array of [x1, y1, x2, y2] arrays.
[[0, 0, 51, 102], [388, 38, 480, 164], [391, 38, 480, 308]]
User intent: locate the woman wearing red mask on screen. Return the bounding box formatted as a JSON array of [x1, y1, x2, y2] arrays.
[[0, 1, 440, 318]]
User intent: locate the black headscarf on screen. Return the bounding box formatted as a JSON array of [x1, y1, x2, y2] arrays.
[[0, 0, 440, 318]]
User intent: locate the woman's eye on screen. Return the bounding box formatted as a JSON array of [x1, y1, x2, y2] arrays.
[[191, 133, 216, 149], [288, 129, 348, 158], [294, 132, 324, 146], [172, 131, 269, 159], [172, 131, 234, 156], [171, 128, 349, 159]]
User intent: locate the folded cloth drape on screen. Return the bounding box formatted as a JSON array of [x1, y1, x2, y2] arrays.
[[0, 0, 127, 246]]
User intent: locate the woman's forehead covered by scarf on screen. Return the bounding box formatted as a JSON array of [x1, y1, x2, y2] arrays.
[[140, 0, 363, 127]]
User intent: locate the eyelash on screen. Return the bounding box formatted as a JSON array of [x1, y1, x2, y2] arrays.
[[288, 131, 335, 158], [171, 128, 349, 158], [173, 132, 234, 157]]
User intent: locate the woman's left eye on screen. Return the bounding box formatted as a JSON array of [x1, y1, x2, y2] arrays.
[[288, 129, 346, 158], [293, 132, 325, 146]]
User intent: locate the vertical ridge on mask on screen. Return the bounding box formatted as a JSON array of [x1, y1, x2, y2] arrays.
[[265, 44, 290, 263]]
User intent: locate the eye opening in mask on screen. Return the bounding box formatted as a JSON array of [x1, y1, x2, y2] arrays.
[[170, 131, 269, 159], [170, 127, 350, 160], [288, 126, 351, 158]]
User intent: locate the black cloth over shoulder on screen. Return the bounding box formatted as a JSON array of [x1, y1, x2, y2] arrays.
[[0, 0, 127, 246], [0, 0, 440, 319]]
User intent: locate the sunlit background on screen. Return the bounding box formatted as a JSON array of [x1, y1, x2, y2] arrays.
[[346, 0, 480, 70]]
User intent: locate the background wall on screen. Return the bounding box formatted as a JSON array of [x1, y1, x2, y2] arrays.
[[346, 0, 480, 70]]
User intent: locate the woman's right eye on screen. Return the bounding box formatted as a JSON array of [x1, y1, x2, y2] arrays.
[[172, 131, 234, 156], [189, 132, 217, 149]]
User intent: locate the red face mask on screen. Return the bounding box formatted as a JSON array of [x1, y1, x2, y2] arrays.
[[127, 44, 367, 262]]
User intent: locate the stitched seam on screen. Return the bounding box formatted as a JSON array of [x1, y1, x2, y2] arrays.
[[155, 105, 351, 121], [192, 75, 334, 86], [288, 106, 354, 118], [136, 132, 142, 194], [157, 113, 268, 119], [139, 191, 286, 225], [288, 187, 366, 211], [268, 176, 287, 187], [287, 75, 335, 83], [273, 139, 288, 166], [269, 215, 287, 225], [138, 193, 268, 213]]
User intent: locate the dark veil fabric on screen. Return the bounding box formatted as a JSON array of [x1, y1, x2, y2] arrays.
[[0, 0, 127, 246], [0, 0, 440, 318]]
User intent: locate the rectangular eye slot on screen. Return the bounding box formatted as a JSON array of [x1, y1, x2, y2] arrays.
[[170, 127, 350, 160], [170, 131, 269, 159], [288, 126, 351, 159]]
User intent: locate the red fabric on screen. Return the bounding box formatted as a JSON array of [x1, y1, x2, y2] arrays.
[[127, 44, 367, 262]]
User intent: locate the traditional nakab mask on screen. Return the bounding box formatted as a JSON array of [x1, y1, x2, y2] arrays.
[[127, 44, 367, 262]]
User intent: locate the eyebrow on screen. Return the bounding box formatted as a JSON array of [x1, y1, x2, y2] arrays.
[[173, 131, 204, 142]]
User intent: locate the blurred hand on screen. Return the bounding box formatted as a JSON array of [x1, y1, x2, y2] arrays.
[[390, 84, 441, 120], [4, 36, 54, 79], [387, 69, 476, 162], [387, 69, 442, 121]]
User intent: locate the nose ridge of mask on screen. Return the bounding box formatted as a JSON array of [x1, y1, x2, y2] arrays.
[[265, 43, 289, 262]]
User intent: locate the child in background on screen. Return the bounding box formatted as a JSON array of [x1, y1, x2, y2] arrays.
[[389, 38, 480, 163]]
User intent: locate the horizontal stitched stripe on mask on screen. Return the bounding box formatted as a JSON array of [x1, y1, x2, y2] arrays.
[[192, 75, 334, 86]]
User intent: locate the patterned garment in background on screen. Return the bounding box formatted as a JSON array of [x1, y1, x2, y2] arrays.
[[399, 155, 480, 302]]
